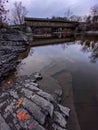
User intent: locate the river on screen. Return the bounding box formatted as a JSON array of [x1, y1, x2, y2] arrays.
[[8, 36, 98, 130]]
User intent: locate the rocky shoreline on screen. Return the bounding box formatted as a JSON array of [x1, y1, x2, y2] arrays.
[[0, 45, 27, 81], [0, 27, 29, 81], [0, 27, 70, 130], [0, 73, 70, 130]]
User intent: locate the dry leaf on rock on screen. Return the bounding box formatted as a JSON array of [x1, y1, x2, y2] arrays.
[[16, 98, 24, 108], [17, 111, 29, 120], [7, 80, 12, 85]]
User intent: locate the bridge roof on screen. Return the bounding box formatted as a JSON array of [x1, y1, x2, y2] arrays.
[[24, 17, 78, 24]]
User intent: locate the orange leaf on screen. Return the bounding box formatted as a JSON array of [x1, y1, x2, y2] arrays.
[[7, 80, 12, 85], [17, 112, 29, 120], [16, 99, 23, 108]]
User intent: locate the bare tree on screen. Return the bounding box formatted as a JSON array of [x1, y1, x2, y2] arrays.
[[12, 1, 27, 25], [0, 0, 8, 23], [70, 15, 82, 22], [90, 4, 98, 23], [91, 4, 98, 16], [64, 9, 73, 20], [86, 15, 92, 23], [83, 15, 91, 23]]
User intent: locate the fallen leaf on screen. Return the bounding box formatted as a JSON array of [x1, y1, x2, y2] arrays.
[[7, 80, 12, 85], [16, 98, 24, 108], [17, 111, 29, 120]]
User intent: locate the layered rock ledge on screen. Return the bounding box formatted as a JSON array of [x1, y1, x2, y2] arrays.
[[0, 27, 29, 81], [0, 27, 28, 45], [0, 45, 26, 81], [0, 73, 70, 130]]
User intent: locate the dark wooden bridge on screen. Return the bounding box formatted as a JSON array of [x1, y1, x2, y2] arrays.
[[24, 17, 78, 28], [24, 17, 78, 38], [10, 17, 78, 38]]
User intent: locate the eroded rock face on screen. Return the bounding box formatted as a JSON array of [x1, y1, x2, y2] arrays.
[[0, 28, 28, 45], [0, 27, 29, 81], [0, 45, 26, 81], [0, 73, 70, 130]]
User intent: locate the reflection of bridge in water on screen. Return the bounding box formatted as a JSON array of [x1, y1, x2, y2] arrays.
[[24, 17, 78, 38]]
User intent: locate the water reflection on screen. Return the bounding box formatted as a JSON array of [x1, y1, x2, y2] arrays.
[[3, 36, 98, 130], [79, 39, 98, 63], [16, 36, 98, 77], [60, 36, 98, 63]]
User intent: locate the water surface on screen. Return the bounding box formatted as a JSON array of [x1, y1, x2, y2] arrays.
[[16, 38, 98, 130]]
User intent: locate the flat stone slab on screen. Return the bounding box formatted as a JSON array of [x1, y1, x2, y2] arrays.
[[54, 111, 67, 128], [23, 98, 46, 125], [0, 114, 11, 130], [31, 94, 54, 117], [0, 73, 70, 130]]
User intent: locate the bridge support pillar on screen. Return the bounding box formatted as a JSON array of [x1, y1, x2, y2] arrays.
[[58, 28, 63, 38], [26, 26, 33, 42]]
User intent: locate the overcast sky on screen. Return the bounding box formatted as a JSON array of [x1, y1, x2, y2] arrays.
[[8, 0, 98, 18]]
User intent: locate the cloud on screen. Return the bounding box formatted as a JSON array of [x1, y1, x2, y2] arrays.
[[7, 0, 98, 18]]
